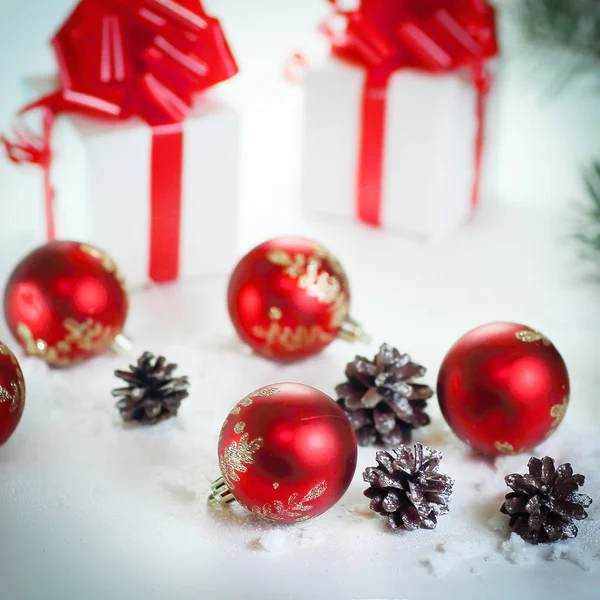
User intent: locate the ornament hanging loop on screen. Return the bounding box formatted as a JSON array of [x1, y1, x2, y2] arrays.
[[111, 332, 134, 356], [208, 476, 237, 508], [338, 316, 371, 344]]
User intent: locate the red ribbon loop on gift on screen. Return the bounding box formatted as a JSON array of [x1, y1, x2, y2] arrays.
[[327, 0, 498, 228], [2, 0, 238, 282]]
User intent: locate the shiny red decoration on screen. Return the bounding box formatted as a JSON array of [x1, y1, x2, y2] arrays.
[[13, 0, 238, 127], [324, 0, 498, 225], [227, 237, 352, 362], [328, 0, 498, 72], [4, 241, 129, 367], [216, 383, 357, 523], [0, 341, 26, 446], [437, 322, 570, 456]]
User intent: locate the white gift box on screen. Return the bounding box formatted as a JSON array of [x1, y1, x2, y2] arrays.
[[301, 57, 483, 241], [15, 76, 240, 290]]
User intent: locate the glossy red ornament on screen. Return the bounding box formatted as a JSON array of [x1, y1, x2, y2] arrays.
[[4, 241, 129, 367], [0, 340, 26, 446], [227, 237, 364, 362], [211, 382, 357, 523], [437, 322, 570, 456]]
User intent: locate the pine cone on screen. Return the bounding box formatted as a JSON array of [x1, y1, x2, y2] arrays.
[[113, 352, 190, 425], [363, 443, 454, 531], [500, 456, 592, 544], [336, 343, 433, 446]]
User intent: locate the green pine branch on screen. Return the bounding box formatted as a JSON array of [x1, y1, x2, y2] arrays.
[[517, 0, 600, 66], [515, 0, 600, 266], [576, 162, 600, 258]]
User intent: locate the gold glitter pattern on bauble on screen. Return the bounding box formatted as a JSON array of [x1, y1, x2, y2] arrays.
[[329, 293, 350, 330], [494, 441, 528, 455], [545, 396, 569, 439], [268, 249, 341, 304], [0, 342, 24, 413], [219, 433, 264, 490], [0, 343, 17, 364], [17, 320, 118, 367], [515, 330, 552, 346], [269, 306, 283, 320], [252, 322, 334, 353], [252, 481, 328, 523], [298, 257, 341, 303], [230, 386, 280, 416], [266, 248, 350, 331], [267, 251, 306, 278], [234, 422, 245, 434], [0, 380, 22, 413], [311, 242, 349, 287], [80, 243, 127, 292]]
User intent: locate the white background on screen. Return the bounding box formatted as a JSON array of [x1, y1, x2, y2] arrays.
[[0, 2, 599, 600]]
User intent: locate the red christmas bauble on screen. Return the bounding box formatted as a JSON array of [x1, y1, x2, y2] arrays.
[[227, 237, 354, 362], [4, 241, 129, 367], [0, 340, 26, 446], [437, 322, 570, 456], [215, 382, 357, 522]]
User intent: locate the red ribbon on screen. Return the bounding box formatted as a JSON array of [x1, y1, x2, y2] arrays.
[[3, 110, 55, 239], [2, 0, 238, 282], [327, 0, 498, 227]]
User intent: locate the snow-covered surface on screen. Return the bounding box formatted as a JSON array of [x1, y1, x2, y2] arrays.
[[0, 202, 599, 600], [1, 1, 599, 597]]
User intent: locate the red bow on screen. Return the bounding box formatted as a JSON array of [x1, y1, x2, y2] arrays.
[[329, 0, 497, 73], [19, 0, 238, 126]]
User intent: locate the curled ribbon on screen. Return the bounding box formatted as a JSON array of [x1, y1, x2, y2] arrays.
[[3, 0, 238, 282], [326, 0, 498, 227]]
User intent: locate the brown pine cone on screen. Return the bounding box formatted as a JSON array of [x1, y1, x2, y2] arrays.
[[113, 352, 190, 425], [501, 456, 592, 544], [336, 343, 433, 446], [363, 443, 454, 530]]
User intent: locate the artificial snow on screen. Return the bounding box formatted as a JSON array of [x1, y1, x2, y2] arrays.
[[1, 206, 599, 599]]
